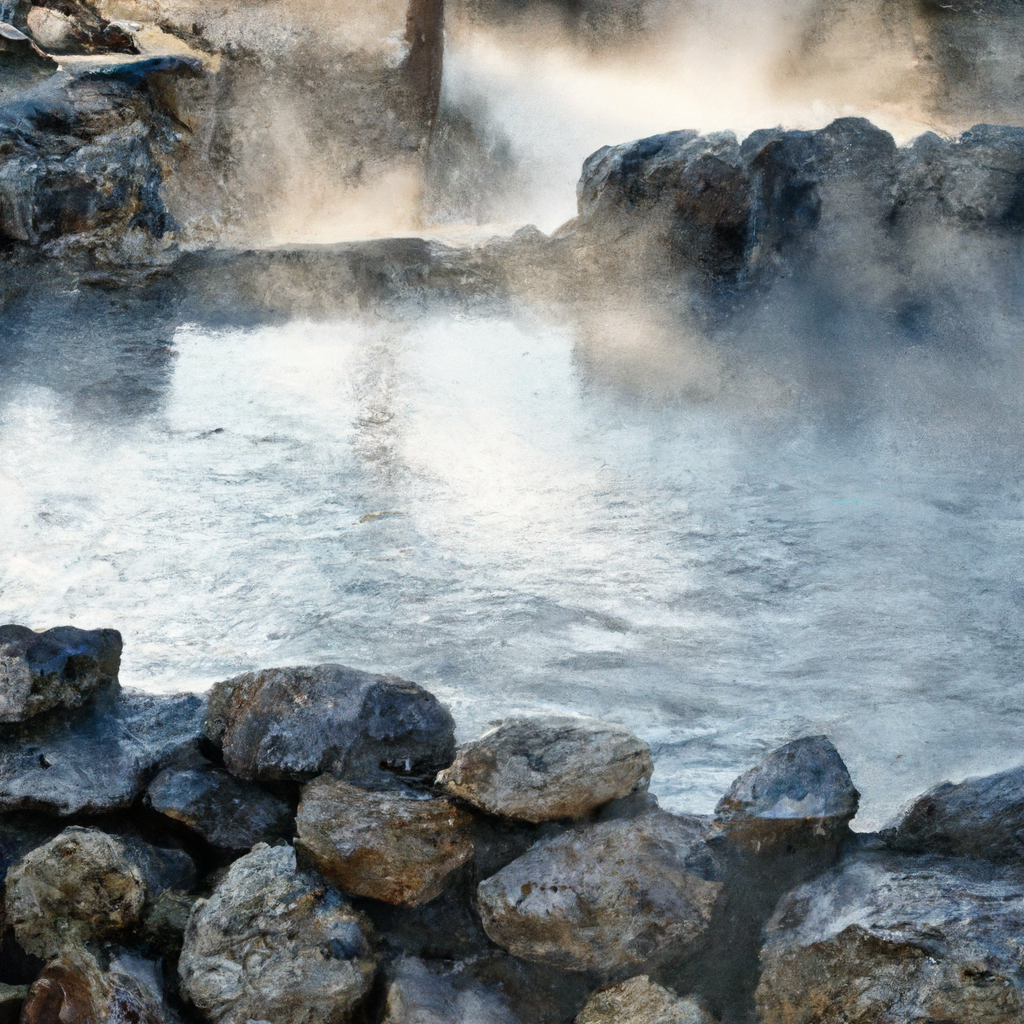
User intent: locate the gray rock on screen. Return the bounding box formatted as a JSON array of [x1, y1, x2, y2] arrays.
[[436, 715, 652, 823], [204, 664, 456, 782], [382, 957, 523, 1024], [575, 976, 715, 1024], [756, 848, 1024, 1024], [477, 811, 722, 976], [0, 624, 121, 722], [5, 827, 147, 958], [178, 843, 378, 1024], [0, 983, 26, 1024], [882, 763, 1024, 860], [0, 685, 205, 815], [296, 775, 474, 906], [146, 765, 292, 852]]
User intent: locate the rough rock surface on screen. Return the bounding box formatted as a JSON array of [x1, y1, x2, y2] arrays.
[[296, 775, 473, 906], [883, 763, 1024, 860], [204, 664, 456, 782], [178, 843, 378, 1024], [382, 957, 523, 1024], [437, 716, 653, 823], [477, 811, 721, 975], [756, 848, 1024, 1024], [0, 983, 26, 1024], [0, 624, 121, 722], [575, 976, 715, 1024], [0, 684, 205, 815], [5, 827, 146, 958], [146, 765, 292, 852]]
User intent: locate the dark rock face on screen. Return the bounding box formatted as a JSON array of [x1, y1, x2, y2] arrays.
[[178, 843, 378, 1024], [476, 811, 722, 977], [0, 685, 205, 815], [146, 765, 292, 852], [756, 848, 1024, 1024], [296, 775, 474, 906], [883, 763, 1024, 860], [204, 664, 456, 783], [0, 624, 121, 722], [436, 716, 653, 824]]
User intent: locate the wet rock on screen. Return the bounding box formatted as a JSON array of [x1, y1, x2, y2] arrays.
[[477, 811, 722, 976], [178, 843, 378, 1024], [146, 765, 292, 852], [575, 976, 715, 1024], [296, 775, 473, 906], [0, 624, 121, 723], [204, 664, 456, 783], [437, 716, 652, 823], [5, 827, 146, 959], [381, 956, 523, 1024], [756, 848, 1024, 1024], [882, 763, 1024, 860], [0, 686, 205, 815]]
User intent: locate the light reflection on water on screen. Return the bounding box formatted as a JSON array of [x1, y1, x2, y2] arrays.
[[2, 310, 1023, 829]]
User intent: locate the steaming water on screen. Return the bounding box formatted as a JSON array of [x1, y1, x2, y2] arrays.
[[2, 305, 1024, 830]]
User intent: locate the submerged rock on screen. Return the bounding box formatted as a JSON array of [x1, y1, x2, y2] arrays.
[[5, 827, 146, 958], [296, 775, 474, 906], [883, 763, 1024, 860], [756, 848, 1024, 1024], [146, 764, 292, 852], [382, 956, 523, 1024], [436, 715, 652, 823], [178, 843, 378, 1024], [0, 624, 121, 722], [575, 976, 715, 1024], [204, 664, 456, 782], [0, 685, 205, 815], [477, 811, 721, 976]]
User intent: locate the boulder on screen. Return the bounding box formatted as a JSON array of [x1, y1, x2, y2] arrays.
[[575, 976, 715, 1024], [476, 811, 722, 976], [436, 716, 653, 823], [24, 0, 135, 54], [0, 624, 121, 723], [146, 765, 293, 852], [5, 827, 146, 959], [0, 685, 205, 815], [204, 664, 456, 783], [296, 775, 474, 906], [882, 763, 1024, 860], [381, 956, 523, 1024], [178, 843, 378, 1024], [0, 984, 26, 1024], [139, 888, 198, 959], [756, 848, 1024, 1024]]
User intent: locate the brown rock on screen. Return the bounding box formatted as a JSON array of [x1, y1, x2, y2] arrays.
[[296, 776, 474, 906], [575, 976, 716, 1024], [436, 715, 653, 823]]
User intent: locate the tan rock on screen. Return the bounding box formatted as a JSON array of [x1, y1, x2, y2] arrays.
[[5, 827, 146, 959], [576, 976, 716, 1024], [437, 715, 653, 823], [296, 776, 474, 906]]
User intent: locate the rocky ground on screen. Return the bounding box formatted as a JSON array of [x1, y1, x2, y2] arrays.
[[1, 622, 1023, 1024]]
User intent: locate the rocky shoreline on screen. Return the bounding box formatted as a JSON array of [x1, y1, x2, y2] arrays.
[[0, 623, 1021, 1024]]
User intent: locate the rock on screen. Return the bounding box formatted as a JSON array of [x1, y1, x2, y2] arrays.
[[146, 765, 293, 852], [140, 888, 198, 959], [756, 848, 1024, 1024], [882, 763, 1024, 860], [436, 716, 652, 823], [0, 624, 121, 723], [0, 685, 205, 815], [114, 833, 196, 897], [25, 0, 135, 54], [178, 843, 378, 1024], [575, 976, 715, 1024], [714, 735, 859, 833], [204, 664, 456, 783], [0, 984, 27, 1024], [5, 827, 146, 959], [465, 952, 595, 1024], [381, 956, 523, 1024], [296, 775, 474, 906], [477, 811, 722, 976], [21, 947, 172, 1024]]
